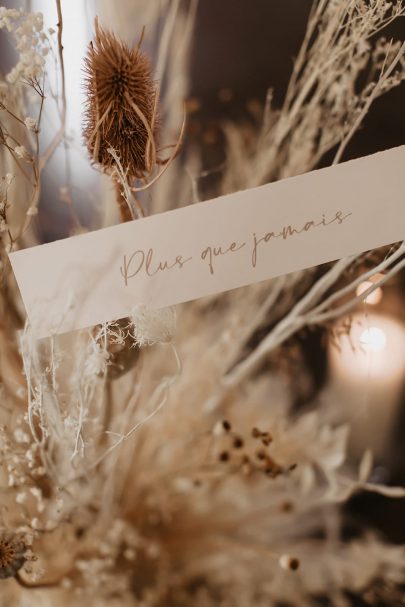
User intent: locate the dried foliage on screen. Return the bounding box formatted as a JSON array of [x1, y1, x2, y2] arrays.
[[0, 1, 404, 606], [219, 0, 405, 191]]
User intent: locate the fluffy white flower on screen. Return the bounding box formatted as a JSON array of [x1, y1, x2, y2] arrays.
[[1, 9, 49, 83], [84, 343, 110, 376], [14, 145, 31, 161], [6, 69, 18, 85], [24, 116, 37, 131], [131, 304, 176, 347]]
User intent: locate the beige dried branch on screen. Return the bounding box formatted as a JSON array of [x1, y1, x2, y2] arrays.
[[207, 0, 405, 397], [213, 244, 405, 404]]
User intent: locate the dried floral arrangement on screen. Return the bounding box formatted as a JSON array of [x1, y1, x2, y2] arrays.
[[0, 1, 405, 606]]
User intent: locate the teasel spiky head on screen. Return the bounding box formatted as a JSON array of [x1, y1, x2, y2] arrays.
[[83, 19, 159, 181]]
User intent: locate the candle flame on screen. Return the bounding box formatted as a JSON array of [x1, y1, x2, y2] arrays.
[[359, 327, 386, 353]]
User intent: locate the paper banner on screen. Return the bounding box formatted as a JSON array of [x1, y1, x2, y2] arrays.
[[9, 146, 405, 338]]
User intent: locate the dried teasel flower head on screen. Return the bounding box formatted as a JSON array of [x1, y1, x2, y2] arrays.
[[83, 19, 159, 180], [0, 533, 26, 579]]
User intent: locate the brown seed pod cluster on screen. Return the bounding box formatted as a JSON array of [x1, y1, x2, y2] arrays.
[[83, 19, 158, 180], [0, 533, 26, 579], [215, 421, 287, 479]]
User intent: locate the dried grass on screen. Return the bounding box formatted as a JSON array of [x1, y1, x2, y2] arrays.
[[0, 1, 404, 605]]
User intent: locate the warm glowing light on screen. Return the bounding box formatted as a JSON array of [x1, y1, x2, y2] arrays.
[[359, 327, 386, 353], [328, 312, 405, 457], [328, 312, 405, 379], [356, 280, 383, 305]]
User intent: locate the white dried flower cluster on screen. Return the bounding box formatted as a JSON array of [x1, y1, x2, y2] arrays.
[[0, 8, 50, 84], [372, 38, 405, 90], [14, 145, 31, 162], [24, 116, 38, 132], [355, 0, 405, 21], [130, 304, 177, 346], [84, 342, 110, 376]]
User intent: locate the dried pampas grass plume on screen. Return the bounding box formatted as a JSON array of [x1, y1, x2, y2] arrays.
[[83, 18, 158, 181]]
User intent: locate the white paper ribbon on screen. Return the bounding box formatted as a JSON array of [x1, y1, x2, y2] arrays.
[[9, 146, 405, 338]]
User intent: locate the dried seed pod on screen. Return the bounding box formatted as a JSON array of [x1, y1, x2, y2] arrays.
[[212, 419, 232, 436], [0, 533, 26, 579], [83, 19, 158, 180], [232, 436, 244, 449], [278, 554, 300, 571]]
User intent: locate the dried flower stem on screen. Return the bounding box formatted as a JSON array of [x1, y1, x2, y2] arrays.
[[13, 2, 67, 242], [15, 571, 61, 589], [206, 243, 405, 409], [55, 0, 67, 125]]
